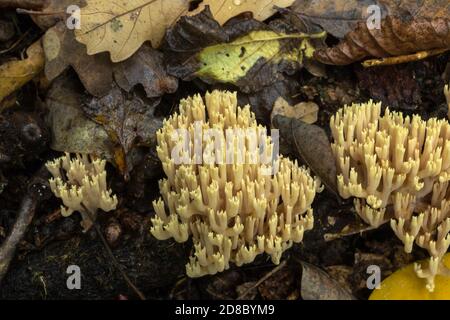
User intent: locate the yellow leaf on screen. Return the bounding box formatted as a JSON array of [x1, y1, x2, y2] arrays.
[[369, 253, 450, 300], [196, 30, 325, 84], [191, 0, 295, 25], [0, 40, 44, 102], [74, 0, 190, 62]]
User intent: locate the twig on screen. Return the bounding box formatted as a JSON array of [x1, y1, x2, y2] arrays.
[[363, 48, 450, 67], [0, 169, 50, 283], [82, 205, 146, 300], [236, 260, 287, 300]]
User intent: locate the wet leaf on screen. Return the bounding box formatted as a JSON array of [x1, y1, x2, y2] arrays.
[[43, 22, 113, 97], [82, 86, 163, 177], [75, 0, 190, 62], [270, 97, 318, 124], [305, 0, 450, 65], [0, 40, 44, 102], [191, 0, 296, 25], [113, 44, 178, 98], [300, 261, 354, 300], [272, 115, 338, 196]]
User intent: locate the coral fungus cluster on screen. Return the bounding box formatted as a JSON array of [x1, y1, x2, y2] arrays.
[[150, 90, 321, 277], [330, 100, 450, 291], [46, 153, 118, 231]]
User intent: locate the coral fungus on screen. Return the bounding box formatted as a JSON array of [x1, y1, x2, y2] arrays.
[[46, 153, 118, 231], [150, 90, 321, 277], [330, 100, 450, 291]]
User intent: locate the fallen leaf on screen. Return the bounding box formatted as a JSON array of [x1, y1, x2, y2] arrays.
[[170, 25, 324, 92], [308, 0, 450, 65], [75, 0, 190, 62], [299, 261, 354, 300], [289, 0, 372, 38], [238, 77, 300, 126], [196, 30, 321, 89], [43, 22, 113, 97], [0, 40, 44, 102], [113, 44, 178, 98], [270, 96, 318, 124], [45, 75, 113, 161], [31, 0, 85, 30], [272, 114, 338, 196], [164, 6, 229, 53], [191, 0, 296, 25], [82, 86, 163, 177]]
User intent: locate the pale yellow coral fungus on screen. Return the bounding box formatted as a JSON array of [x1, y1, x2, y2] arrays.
[[150, 90, 321, 277], [46, 153, 118, 231], [330, 100, 450, 292]]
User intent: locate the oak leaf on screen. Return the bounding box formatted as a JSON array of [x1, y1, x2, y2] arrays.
[[74, 0, 190, 62], [190, 0, 295, 25]]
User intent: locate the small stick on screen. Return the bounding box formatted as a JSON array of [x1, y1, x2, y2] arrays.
[[362, 48, 450, 67], [237, 260, 287, 300], [0, 170, 50, 283]]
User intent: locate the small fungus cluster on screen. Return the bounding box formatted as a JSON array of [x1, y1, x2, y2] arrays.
[[46, 153, 118, 231], [150, 90, 321, 277], [331, 100, 450, 291]]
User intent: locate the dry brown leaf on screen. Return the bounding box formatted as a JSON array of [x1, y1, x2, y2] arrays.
[[31, 0, 85, 30], [272, 115, 338, 196], [43, 22, 113, 97], [300, 261, 354, 300], [0, 40, 44, 102], [83, 86, 163, 177], [113, 45, 178, 98], [74, 0, 190, 62], [191, 0, 295, 25], [271, 97, 318, 124], [292, 0, 450, 65]]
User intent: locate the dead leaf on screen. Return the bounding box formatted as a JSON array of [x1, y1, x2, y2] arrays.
[[43, 22, 113, 97], [271, 96, 318, 124], [238, 77, 300, 126], [31, 0, 85, 30], [82, 86, 163, 177], [290, 0, 373, 38], [113, 44, 178, 98], [75, 0, 190, 62], [169, 16, 325, 93], [195, 30, 322, 90], [0, 39, 44, 102], [45, 75, 113, 161], [272, 114, 338, 196], [191, 0, 296, 25], [299, 261, 354, 300], [307, 0, 450, 65]]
